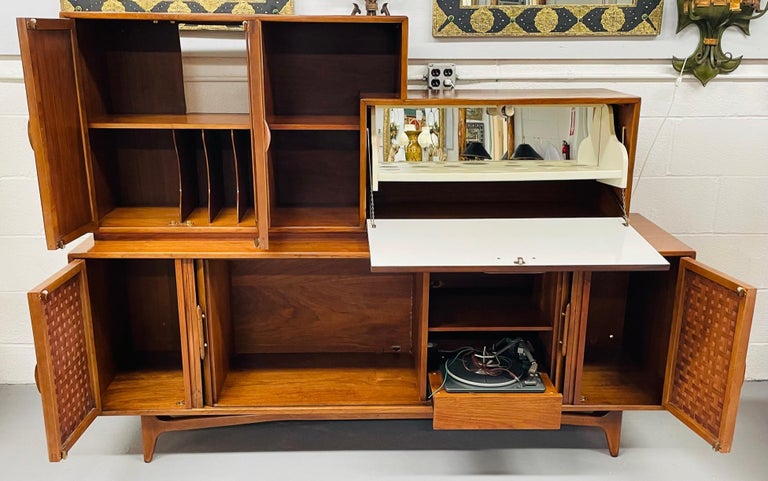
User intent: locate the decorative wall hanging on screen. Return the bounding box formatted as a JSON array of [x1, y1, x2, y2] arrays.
[[674, 0, 767, 85], [432, 0, 663, 37], [60, 1, 294, 15]]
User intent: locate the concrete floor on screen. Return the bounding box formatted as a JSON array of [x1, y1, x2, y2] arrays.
[[1, 382, 766, 481]]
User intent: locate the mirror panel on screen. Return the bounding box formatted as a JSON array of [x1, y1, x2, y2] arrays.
[[379, 105, 592, 163], [371, 103, 629, 190], [432, 0, 663, 37]]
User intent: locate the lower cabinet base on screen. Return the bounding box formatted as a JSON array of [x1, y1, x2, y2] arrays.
[[139, 409, 625, 462], [561, 411, 623, 457]]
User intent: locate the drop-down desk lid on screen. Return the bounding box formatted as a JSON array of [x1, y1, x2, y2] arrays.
[[367, 217, 669, 272]]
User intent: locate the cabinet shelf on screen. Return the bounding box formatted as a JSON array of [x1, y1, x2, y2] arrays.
[[429, 293, 553, 332], [215, 353, 424, 407], [89, 114, 251, 130], [99, 207, 257, 231], [101, 369, 187, 412], [375, 160, 624, 184], [270, 206, 361, 230], [267, 115, 360, 131], [578, 362, 663, 407]]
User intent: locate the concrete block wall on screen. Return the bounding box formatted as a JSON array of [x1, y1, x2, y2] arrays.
[[0, 1, 766, 383]]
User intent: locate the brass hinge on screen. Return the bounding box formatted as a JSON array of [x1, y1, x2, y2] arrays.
[[713, 441, 722, 452], [60, 450, 67, 460], [40, 290, 49, 302], [254, 238, 260, 248], [56, 240, 65, 249], [27, 19, 38, 30], [737, 287, 747, 298]]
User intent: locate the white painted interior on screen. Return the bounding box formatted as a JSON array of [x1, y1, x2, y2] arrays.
[[367, 218, 668, 270], [0, 0, 766, 383]]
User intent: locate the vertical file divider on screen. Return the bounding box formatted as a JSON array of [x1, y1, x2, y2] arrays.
[[174, 130, 201, 223], [232, 130, 254, 223], [203, 130, 224, 223]]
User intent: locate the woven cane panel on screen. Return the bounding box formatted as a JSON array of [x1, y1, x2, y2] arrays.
[[43, 276, 96, 445], [668, 270, 740, 437]]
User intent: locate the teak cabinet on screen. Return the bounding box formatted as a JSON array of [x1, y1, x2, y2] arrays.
[[19, 13, 755, 463]]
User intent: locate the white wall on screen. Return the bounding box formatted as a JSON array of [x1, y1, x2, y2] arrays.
[[1, 0, 766, 383]]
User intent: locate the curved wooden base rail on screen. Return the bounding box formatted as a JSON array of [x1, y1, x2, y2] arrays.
[[141, 411, 624, 462]]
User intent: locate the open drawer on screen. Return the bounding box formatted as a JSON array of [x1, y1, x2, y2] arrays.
[[428, 371, 562, 430]]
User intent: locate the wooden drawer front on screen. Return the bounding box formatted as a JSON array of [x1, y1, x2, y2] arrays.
[[430, 373, 562, 430]]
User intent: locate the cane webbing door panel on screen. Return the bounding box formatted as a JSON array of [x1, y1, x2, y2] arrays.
[[17, 18, 95, 249], [663, 257, 756, 452], [28, 260, 100, 462]]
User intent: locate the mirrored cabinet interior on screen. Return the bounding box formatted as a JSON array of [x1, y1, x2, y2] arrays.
[[18, 11, 754, 464]]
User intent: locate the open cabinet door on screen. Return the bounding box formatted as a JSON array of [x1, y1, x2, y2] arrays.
[[28, 260, 101, 461], [663, 257, 756, 453], [246, 20, 270, 249], [17, 18, 95, 249]]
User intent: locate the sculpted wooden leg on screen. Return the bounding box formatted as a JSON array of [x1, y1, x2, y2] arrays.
[[140, 414, 280, 462], [561, 411, 623, 457]]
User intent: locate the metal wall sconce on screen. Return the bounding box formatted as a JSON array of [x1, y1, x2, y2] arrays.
[[674, 0, 767, 85]]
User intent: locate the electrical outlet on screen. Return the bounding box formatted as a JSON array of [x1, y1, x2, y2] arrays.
[[427, 63, 456, 90]]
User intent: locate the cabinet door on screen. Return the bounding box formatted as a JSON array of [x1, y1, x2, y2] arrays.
[[663, 257, 756, 453], [27, 260, 100, 461], [246, 20, 270, 250], [17, 18, 95, 249]]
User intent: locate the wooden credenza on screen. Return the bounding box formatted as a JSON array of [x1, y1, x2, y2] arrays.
[[19, 12, 755, 463]]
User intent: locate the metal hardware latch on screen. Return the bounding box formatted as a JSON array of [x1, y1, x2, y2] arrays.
[[513, 257, 525, 265]]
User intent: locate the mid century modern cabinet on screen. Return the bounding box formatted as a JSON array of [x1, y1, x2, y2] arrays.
[[18, 12, 755, 463]]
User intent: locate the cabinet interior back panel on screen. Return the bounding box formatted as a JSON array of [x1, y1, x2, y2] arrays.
[[368, 217, 669, 271], [229, 259, 413, 353]]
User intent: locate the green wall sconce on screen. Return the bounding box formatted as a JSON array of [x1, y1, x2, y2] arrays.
[[674, 0, 767, 85]]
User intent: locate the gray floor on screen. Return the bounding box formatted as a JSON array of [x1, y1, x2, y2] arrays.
[[2, 383, 766, 481]]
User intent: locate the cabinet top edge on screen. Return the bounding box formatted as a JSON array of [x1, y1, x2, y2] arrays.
[[363, 89, 641, 106], [58, 12, 408, 24]]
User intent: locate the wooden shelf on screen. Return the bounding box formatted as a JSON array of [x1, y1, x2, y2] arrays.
[[101, 369, 187, 412], [374, 160, 623, 184], [98, 207, 258, 232], [268, 115, 360, 131], [578, 362, 663, 407], [89, 114, 251, 130], [215, 353, 424, 407], [270, 206, 361, 230], [429, 293, 552, 332]]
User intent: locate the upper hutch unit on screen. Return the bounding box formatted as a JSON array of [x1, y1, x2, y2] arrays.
[[18, 10, 755, 464], [19, 13, 407, 250]]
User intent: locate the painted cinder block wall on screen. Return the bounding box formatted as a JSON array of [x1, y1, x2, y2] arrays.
[[0, 1, 766, 383]]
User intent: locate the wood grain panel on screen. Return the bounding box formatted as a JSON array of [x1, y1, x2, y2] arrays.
[[430, 372, 562, 430], [74, 19, 186, 115], [17, 18, 95, 249], [101, 370, 187, 412], [233, 129, 254, 222], [174, 129, 204, 222], [374, 181, 622, 220], [203, 130, 224, 222], [202, 261, 233, 405], [229, 259, 413, 354], [124, 260, 182, 361], [90, 129, 181, 208], [217, 353, 422, 407]]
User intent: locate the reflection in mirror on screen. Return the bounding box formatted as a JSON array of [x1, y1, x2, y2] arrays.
[[380, 105, 592, 163]]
